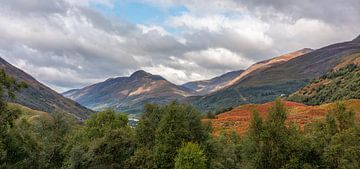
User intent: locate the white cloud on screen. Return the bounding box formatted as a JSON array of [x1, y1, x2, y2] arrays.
[[184, 48, 254, 70], [142, 64, 204, 85]]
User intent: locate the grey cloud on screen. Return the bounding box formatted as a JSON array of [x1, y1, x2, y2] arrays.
[[0, 0, 195, 91], [1, 0, 69, 15], [242, 0, 360, 25], [0, 0, 358, 92], [183, 30, 276, 61]]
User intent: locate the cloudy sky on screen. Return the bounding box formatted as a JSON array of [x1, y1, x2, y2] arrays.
[[0, 0, 359, 92]]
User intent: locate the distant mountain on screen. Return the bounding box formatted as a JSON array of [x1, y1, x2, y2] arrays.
[[182, 70, 244, 95], [191, 36, 360, 112], [63, 70, 196, 114], [288, 55, 360, 105], [0, 57, 94, 120]]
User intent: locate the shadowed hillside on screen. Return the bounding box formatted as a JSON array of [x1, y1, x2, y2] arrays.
[[0, 57, 94, 120]]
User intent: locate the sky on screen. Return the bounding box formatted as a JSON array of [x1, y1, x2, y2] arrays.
[[0, 0, 359, 92]]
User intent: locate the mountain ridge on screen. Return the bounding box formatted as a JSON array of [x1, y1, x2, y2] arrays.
[[191, 36, 360, 112]]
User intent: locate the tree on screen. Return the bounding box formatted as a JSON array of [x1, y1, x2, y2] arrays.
[[331, 102, 355, 131], [0, 69, 28, 168], [175, 142, 207, 169], [85, 109, 128, 138], [35, 112, 76, 169], [135, 104, 164, 148], [82, 127, 135, 169], [259, 99, 290, 169], [211, 130, 242, 169], [241, 110, 263, 168], [63, 109, 134, 169], [154, 102, 209, 169]]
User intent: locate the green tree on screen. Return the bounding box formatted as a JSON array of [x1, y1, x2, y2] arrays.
[[241, 110, 263, 168], [211, 130, 242, 169], [0, 69, 28, 168], [85, 109, 128, 138], [63, 109, 134, 169], [175, 142, 207, 169], [35, 112, 76, 169], [154, 102, 209, 169], [322, 128, 360, 169], [331, 102, 355, 131], [259, 99, 290, 169], [135, 104, 164, 148]]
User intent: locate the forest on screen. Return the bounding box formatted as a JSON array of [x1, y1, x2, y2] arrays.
[[1, 70, 360, 169]]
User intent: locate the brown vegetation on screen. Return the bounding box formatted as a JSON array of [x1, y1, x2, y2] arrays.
[[208, 99, 360, 135]]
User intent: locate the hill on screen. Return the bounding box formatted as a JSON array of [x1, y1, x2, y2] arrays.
[[182, 70, 244, 95], [0, 57, 93, 120], [192, 36, 360, 112], [288, 55, 360, 105], [8, 103, 53, 123], [63, 70, 196, 114], [207, 99, 360, 135]]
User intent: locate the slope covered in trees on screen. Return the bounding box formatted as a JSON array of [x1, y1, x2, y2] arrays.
[[288, 63, 360, 105]]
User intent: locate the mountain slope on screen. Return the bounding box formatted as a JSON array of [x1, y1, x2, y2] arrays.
[[224, 48, 314, 88], [63, 70, 196, 114], [288, 57, 360, 105], [192, 36, 360, 112], [182, 70, 244, 95], [0, 57, 93, 120]]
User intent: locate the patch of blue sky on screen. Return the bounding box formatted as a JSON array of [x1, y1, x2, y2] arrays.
[[90, 1, 188, 34]]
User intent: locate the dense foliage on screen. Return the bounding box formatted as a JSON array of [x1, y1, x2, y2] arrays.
[[1, 70, 360, 168], [289, 64, 360, 105]]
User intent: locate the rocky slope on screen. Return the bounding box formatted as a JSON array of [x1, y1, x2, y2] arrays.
[[0, 57, 94, 120]]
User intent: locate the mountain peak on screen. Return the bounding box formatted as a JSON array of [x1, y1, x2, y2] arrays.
[[352, 34, 360, 43], [130, 70, 152, 78], [300, 48, 314, 52]]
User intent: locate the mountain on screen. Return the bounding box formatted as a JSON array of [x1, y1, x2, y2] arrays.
[[223, 48, 314, 88], [182, 70, 244, 95], [0, 57, 94, 120], [63, 70, 196, 114], [191, 36, 360, 112], [207, 99, 360, 135], [182, 48, 312, 95], [288, 57, 360, 105]]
